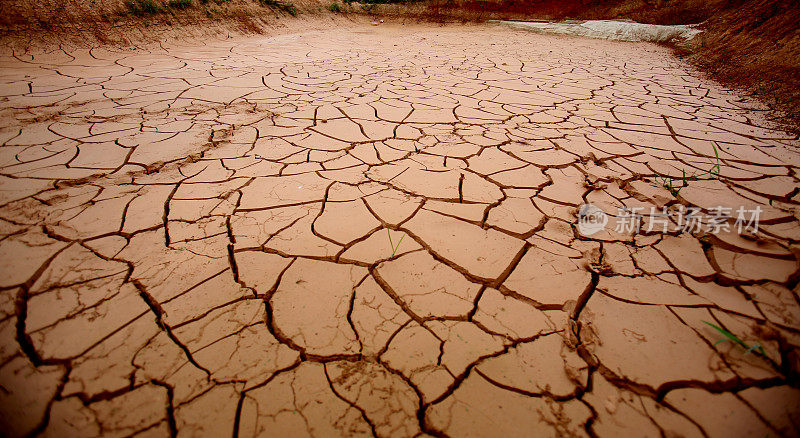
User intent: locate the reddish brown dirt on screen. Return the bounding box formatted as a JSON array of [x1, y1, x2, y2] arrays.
[[370, 0, 800, 133], [682, 0, 800, 133], [0, 0, 341, 47], [1, 0, 796, 133]]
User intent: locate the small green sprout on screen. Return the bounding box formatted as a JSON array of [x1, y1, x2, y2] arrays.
[[386, 229, 405, 257], [653, 142, 723, 197], [702, 320, 766, 357]]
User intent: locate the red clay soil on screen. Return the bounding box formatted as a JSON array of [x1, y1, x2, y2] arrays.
[[684, 0, 800, 133], [1, 0, 797, 134], [378, 0, 800, 132], [0, 0, 338, 47], [1, 2, 800, 436], [411, 0, 733, 24]]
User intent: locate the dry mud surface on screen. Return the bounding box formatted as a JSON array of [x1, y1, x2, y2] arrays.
[[1, 24, 799, 437]]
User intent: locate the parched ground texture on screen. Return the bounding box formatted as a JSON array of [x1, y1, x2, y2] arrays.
[[0, 24, 799, 437]]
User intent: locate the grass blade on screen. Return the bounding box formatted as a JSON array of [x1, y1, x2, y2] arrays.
[[702, 320, 751, 351], [392, 234, 405, 256], [387, 229, 405, 257]]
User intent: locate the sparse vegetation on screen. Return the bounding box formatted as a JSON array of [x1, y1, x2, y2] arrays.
[[703, 320, 767, 357], [126, 0, 161, 16], [386, 229, 405, 257], [168, 0, 192, 9], [652, 142, 722, 196], [328, 2, 342, 12], [258, 0, 298, 16]]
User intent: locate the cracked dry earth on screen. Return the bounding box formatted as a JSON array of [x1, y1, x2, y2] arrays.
[[1, 23, 800, 437]]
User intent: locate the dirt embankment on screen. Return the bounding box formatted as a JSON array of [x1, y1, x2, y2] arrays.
[[682, 0, 800, 134], [0, 0, 798, 132], [0, 0, 339, 47]]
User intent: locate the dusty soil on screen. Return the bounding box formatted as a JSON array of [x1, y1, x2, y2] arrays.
[[1, 0, 797, 131], [371, 0, 800, 133], [1, 23, 800, 437], [681, 0, 800, 134]]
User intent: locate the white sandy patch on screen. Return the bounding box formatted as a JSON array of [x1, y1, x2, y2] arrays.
[[497, 19, 702, 42]]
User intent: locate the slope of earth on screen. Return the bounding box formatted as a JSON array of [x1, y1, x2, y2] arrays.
[[682, 0, 800, 133], [0, 0, 340, 48], [0, 24, 799, 436]]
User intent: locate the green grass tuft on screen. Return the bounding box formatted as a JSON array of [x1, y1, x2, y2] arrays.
[[653, 142, 723, 197], [126, 0, 161, 16], [258, 0, 298, 16], [168, 0, 192, 9], [328, 1, 342, 12]]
